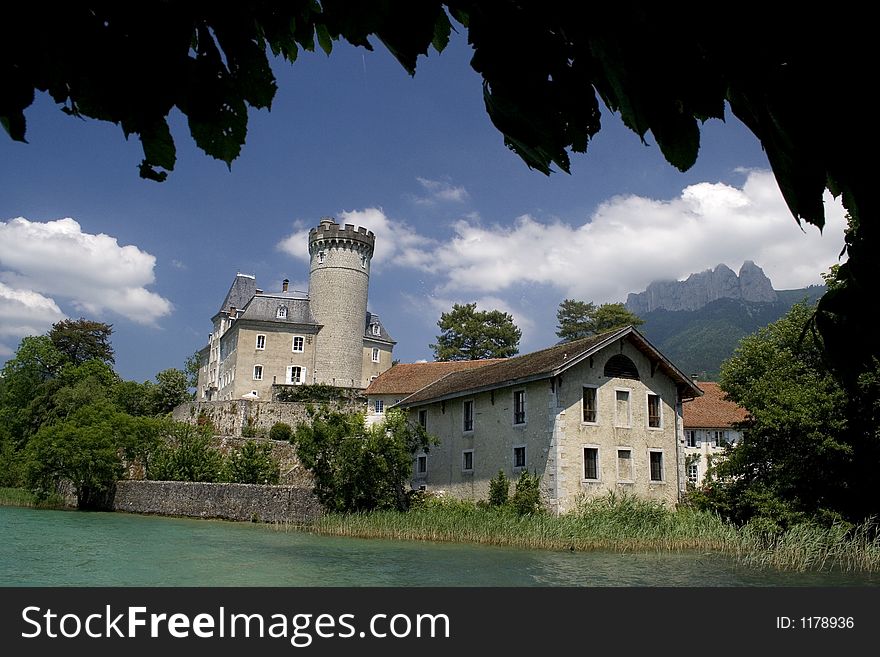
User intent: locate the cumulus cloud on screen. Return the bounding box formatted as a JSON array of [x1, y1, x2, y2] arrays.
[[0, 282, 66, 339], [0, 217, 173, 327], [416, 170, 846, 302], [413, 177, 470, 204]]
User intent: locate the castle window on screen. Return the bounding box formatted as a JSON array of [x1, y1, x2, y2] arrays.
[[318, 251, 325, 264], [583, 446, 600, 481], [253, 365, 263, 381], [582, 386, 598, 423], [647, 393, 662, 428], [361, 255, 367, 268], [286, 366, 305, 385], [371, 323, 381, 336], [416, 455, 427, 475], [292, 336, 304, 352], [462, 450, 474, 473], [372, 348, 380, 363], [276, 306, 288, 319], [513, 446, 526, 470], [604, 354, 639, 380], [256, 334, 266, 350], [513, 390, 526, 425], [463, 400, 474, 432], [649, 450, 664, 482], [418, 410, 427, 429]]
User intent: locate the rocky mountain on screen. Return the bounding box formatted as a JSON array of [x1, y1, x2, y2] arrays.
[[626, 261, 777, 315]]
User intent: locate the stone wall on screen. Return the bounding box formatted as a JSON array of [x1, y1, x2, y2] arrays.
[[172, 399, 362, 437], [112, 480, 321, 523]]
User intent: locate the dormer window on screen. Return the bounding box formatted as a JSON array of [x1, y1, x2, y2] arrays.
[[276, 306, 288, 319], [371, 323, 381, 336]]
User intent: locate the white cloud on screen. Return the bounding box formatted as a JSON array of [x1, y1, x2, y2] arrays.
[[0, 217, 173, 327], [0, 282, 66, 339], [416, 170, 846, 303], [414, 177, 470, 204]]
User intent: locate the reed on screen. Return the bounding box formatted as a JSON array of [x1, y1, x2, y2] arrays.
[[0, 487, 66, 509], [300, 494, 880, 573]]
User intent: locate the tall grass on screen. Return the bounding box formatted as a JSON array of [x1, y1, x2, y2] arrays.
[[302, 493, 880, 573], [0, 487, 66, 509]]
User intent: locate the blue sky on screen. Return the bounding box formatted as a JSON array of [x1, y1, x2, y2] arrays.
[[0, 32, 847, 383]]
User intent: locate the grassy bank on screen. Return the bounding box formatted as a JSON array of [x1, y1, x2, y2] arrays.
[[0, 487, 66, 509], [304, 494, 880, 573]]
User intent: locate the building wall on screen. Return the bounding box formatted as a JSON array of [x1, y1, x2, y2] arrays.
[[408, 342, 683, 513], [361, 341, 395, 388], [410, 378, 554, 504], [227, 325, 318, 399], [683, 428, 743, 485], [553, 342, 681, 513]]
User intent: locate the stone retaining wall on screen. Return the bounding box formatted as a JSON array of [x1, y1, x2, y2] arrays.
[[112, 480, 321, 523], [172, 399, 362, 437]]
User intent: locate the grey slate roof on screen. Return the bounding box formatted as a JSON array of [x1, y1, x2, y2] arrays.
[[365, 312, 395, 343], [218, 273, 257, 315], [239, 293, 318, 326], [397, 326, 702, 406]]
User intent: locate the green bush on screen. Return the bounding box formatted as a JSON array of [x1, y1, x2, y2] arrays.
[[511, 470, 542, 515], [147, 422, 225, 482], [269, 422, 293, 442], [226, 440, 280, 484], [488, 470, 509, 507]]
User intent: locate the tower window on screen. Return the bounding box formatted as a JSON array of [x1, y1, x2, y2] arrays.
[[372, 348, 380, 363], [371, 323, 381, 336], [318, 251, 325, 264], [253, 365, 263, 381], [256, 334, 266, 350], [276, 306, 288, 319], [292, 336, 304, 352], [361, 255, 367, 268]]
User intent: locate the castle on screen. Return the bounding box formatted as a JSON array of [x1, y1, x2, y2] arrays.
[[196, 218, 395, 400]]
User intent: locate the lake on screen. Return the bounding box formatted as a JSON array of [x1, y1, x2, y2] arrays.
[[1, 506, 876, 586]]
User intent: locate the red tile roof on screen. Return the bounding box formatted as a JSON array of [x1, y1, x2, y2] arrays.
[[365, 359, 505, 396], [682, 382, 748, 428]]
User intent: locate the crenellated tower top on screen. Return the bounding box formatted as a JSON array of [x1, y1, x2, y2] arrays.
[[308, 217, 375, 257]]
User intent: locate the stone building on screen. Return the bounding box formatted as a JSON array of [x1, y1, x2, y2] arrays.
[[682, 382, 748, 486], [196, 218, 395, 400], [395, 326, 702, 514]]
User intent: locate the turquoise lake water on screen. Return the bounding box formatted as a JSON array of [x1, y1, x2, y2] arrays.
[[1, 506, 876, 586]]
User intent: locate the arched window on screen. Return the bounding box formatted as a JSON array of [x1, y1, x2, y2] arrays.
[[604, 354, 639, 380]]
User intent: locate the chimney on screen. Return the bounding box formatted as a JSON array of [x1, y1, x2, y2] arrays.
[[282, 279, 289, 292]]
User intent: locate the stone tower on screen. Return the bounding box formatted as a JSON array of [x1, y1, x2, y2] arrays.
[[308, 217, 375, 387]]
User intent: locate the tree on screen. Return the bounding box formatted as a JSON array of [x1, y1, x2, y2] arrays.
[[592, 303, 644, 334], [226, 440, 281, 485], [147, 422, 225, 483], [555, 299, 596, 342], [48, 319, 115, 366], [292, 407, 435, 512], [555, 299, 643, 342], [184, 351, 202, 391], [697, 303, 873, 529], [150, 368, 192, 414], [1, 4, 873, 394], [431, 302, 521, 361]]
